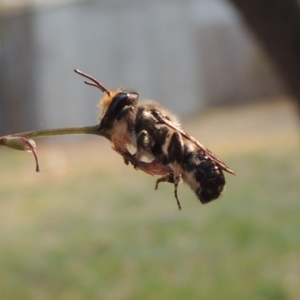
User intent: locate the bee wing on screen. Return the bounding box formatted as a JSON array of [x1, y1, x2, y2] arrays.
[[152, 110, 235, 175]]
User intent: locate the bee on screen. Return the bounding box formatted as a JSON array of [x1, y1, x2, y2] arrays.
[[75, 69, 235, 210]]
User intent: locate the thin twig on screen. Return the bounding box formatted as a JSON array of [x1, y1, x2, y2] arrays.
[[6, 125, 110, 141]]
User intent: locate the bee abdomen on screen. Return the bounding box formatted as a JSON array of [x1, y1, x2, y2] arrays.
[[182, 151, 225, 204], [195, 164, 225, 204]]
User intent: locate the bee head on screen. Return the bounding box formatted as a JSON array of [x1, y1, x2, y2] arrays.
[[98, 91, 139, 130], [74, 69, 139, 130]]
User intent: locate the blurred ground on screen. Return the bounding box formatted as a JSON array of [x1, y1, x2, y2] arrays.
[[0, 98, 299, 300]]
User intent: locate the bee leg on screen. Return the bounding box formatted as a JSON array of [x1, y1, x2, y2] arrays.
[[134, 130, 152, 169], [110, 142, 130, 166], [155, 173, 174, 190], [155, 173, 181, 210], [173, 175, 182, 211], [123, 157, 129, 165]]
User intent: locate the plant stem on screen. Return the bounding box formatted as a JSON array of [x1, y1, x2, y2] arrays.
[[5, 125, 111, 141]]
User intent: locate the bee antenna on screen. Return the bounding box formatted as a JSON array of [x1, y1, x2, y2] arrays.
[[74, 69, 111, 96]]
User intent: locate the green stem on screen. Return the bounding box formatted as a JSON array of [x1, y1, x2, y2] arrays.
[[0, 125, 111, 172], [5, 125, 111, 141]]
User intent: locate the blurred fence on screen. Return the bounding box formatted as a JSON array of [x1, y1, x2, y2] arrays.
[[0, 0, 283, 135]]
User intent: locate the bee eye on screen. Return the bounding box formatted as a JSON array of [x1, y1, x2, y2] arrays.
[[107, 92, 138, 116], [108, 93, 131, 115]]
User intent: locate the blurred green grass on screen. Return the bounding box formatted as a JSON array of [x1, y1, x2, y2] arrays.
[[0, 100, 300, 300]]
